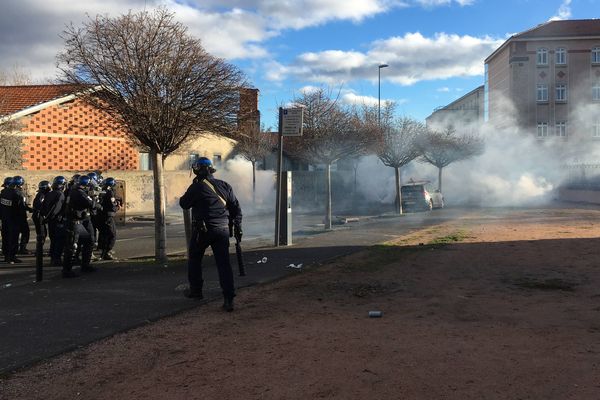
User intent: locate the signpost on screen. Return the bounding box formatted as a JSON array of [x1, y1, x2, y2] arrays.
[[275, 107, 304, 246]]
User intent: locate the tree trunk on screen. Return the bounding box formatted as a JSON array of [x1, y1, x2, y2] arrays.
[[395, 166, 402, 215], [325, 163, 332, 230], [251, 160, 256, 204], [151, 149, 167, 263], [438, 166, 443, 192]]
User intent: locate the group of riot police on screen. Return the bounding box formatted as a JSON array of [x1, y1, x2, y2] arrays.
[[0, 172, 122, 278]]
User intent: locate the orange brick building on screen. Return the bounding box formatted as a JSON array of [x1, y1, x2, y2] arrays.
[[0, 85, 138, 171]]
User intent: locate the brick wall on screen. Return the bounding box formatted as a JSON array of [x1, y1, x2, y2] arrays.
[[19, 99, 138, 171]]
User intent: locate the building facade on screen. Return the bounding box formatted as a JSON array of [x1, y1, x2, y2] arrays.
[[1, 85, 260, 171], [484, 19, 600, 148], [426, 85, 484, 131]]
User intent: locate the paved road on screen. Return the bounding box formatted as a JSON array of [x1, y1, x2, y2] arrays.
[[0, 208, 467, 374]]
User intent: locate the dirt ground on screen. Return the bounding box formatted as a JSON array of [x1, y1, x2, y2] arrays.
[[3, 207, 600, 399]]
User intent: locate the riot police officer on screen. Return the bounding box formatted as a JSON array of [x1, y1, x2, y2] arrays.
[[1, 176, 28, 264], [32, 180, 51, 244], [41, 176, 67, 267], [179, 157, 243, 311], [1, 177, 13, 259], [97, 177, 121, 260], [12, 176, 32, 255], [86, 171, 103, 254], [62, 175, 95, 278]]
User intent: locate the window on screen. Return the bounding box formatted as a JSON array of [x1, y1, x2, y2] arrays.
[[537, 48, 548, 65], [139, 152, 151, 171], [593, 120, 600, 138], [593, 82, 600, 101], [537, 84, 548, 102], [556, 121, 567, 137], [555, 84, 567, 102], [592, 47, 600, 64], [555, 48, 567, 65], [537, 122, 549, 138], [189, 153, 199, 168]]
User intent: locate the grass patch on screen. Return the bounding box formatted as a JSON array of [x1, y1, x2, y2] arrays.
[[428, 230, 471, 245]]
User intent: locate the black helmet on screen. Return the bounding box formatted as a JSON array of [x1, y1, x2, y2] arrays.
[[38, 180, 51, 192], [12, 176, 24, 187], [2, 177, 12, 188], [52, 176, 67, 190], [192, 157, 216, 175], [103, 177, 116, 188], [70, 174, 81, 184]]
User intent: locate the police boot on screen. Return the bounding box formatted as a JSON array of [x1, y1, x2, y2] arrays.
[[18, 245, 29, 255], [11, 257, 23, 264], [222, 296, 234, 312], [101, 250, 114, 261]]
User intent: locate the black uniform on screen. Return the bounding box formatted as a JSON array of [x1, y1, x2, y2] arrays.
[[179, 175, 242, 301], [14, 187, 31, 253], [41, 189, 66, 265], [0, 187, 27, 262], [32, 189, 48, 242], [62, 186, 94, 274], [97, 187, 119, 257]]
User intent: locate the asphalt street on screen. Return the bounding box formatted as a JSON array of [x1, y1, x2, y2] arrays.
[[0, 208, 467, 374]]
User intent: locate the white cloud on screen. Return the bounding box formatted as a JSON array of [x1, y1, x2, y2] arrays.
[[341, 91, 408, 106], [0, 0, 479, 82], [415, 0, 475, 7], [272, 32, 504, 85], [549, 0, 572, 21], [437, 87, 450, 92]]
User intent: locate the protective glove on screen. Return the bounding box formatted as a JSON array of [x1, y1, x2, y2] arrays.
[[234, 224, 243, 242]]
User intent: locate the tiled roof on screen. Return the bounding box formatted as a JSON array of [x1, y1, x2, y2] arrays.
[[514, 19, 600, 39], [0, 84, 81, 116]]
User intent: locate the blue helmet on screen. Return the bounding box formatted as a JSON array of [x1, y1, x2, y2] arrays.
[[87, 172, 99, 183], [2, 177, 12, 188], [12, 176, 24, 187], [38, 180, 51, 191], [53, 175, 67, 185], [103, 177, 116, 188], [192, 157, 216, 175], [78, 175, 91, 187]]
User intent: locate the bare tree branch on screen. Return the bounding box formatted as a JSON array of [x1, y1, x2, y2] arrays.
[[57, 8, 248, 261]]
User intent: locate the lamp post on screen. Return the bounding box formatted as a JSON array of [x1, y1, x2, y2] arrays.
[[378, 64, 388, 126]]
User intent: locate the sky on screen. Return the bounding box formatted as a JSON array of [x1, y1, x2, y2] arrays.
[[0, 0, 598, 129]]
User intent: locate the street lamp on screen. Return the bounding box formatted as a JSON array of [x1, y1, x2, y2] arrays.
[[378, 64, 388, 127]]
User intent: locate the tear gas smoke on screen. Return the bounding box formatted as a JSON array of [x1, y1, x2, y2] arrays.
[[213, 156, 276, 215]]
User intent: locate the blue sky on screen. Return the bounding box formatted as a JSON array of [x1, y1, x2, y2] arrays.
[[1, 0, 598, 128]]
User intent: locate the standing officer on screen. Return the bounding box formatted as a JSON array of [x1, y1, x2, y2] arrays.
[[1, 177, 28, 264], [32, 180, 51, 244], [62, 175, 95, 278], [41, 176, 67, 267], [97, 177, 121, 260], [1, 177, 13, 260], [179, 157, 243, 312], [12, 176, 32, 255]]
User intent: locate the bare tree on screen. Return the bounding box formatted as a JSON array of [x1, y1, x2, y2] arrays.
[[234, 122, 273, 203], [0, 67, 32, 169], [377, 116, 426, 214], [419, 128, 484, 192], [286, 88, 377, 229], [58, 8, 247, 262]]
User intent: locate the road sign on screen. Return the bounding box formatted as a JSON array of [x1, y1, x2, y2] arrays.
[[281, 107, 304, 136]]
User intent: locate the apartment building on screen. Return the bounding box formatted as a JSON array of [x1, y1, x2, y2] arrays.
[[484, 19, 600, 146], [426, 85, 484, 131]]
